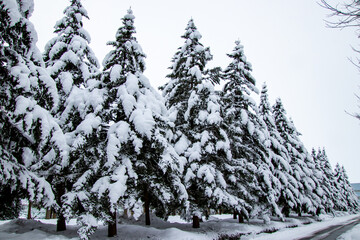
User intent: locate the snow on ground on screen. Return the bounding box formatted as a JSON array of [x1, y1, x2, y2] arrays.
[[337, 223, 360, 240], [0, 213, 359, 240]]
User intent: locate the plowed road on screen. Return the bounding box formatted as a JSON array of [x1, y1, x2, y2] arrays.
[[296, 216, 360, 240]]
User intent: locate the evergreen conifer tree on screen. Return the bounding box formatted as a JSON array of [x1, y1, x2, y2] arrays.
[[312, 148, 336, 213], [162, 19, 238, 228], [301, 148, 323, 215], [272, 99, 322, 216], [161, 19, 212, 127], [42, 0, 101, 232], [334, 163, 359, 212], [0, 0, 67, 218], [73, 9, 187, 238], [221, 42, 280, 222], [259, 83, 297, 219]]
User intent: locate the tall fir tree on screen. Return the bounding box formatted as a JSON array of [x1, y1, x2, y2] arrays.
[[334, 163, 359, 212], [221, 42, 281, 222], [272, 99, 323, 216], [301, 147, 323, 215], [162, 19, 238, 228], [0, 0, 69, 218], [312, 148, 336, 213], [70, 9, 187, 239], [161, 19, 212, 128], [259, 83, 297, 219], [102, 8, 145, 73], [42, 0, 101, 232], [43, 0, 100, 128]]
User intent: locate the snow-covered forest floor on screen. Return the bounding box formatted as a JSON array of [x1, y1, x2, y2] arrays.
[[1, 211, 359, 240]]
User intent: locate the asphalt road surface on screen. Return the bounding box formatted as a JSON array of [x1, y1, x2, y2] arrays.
[[296, 216, 360, 240]]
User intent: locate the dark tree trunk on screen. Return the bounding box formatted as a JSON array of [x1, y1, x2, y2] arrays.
[[51, 208, 57, 219], [45, 208, 51, 219], [56, 184, 66, 231], [123, 208, 128, 219], [108, 211, 117, 237], [57, 214, 66, 231], [46, 208, 56, 219], [233, 210, 237, 219], [282, 205, 290, 218], [204, 209, 209, 220], [297, 206, 302, 217], [27, 201, 32, 219], [192, 215, 200, 228], [144, 187, 151, 226], [238, 213, 244, 223]]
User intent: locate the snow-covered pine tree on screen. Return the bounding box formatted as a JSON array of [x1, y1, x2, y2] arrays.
[[43, 0, 99, 104], [59, 84, 104, 239], [0, 0, 68, 219], [301, 147, 323, 215], [42, 0, 102, 232], [284, 120, 324, 216], [319, 148, 347, 212], [43, 0, 101, 136], [259, 83, 298, 219], [312, 148, 335, 213], [161, 19, 212, 128], [161, 19, 238, 228], [102, 8, 145, 74], [272, 99, 322, 216], [332, 163, 349, 211], [221, 42, 281, 222], [75, 9, 187, 238], [334, 163, 359, 212]]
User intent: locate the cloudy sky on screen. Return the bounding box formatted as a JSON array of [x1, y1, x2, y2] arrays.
[[31, 0, 360, 182]]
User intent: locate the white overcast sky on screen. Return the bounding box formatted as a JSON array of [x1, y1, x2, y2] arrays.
[[31, 0, 360, 182]]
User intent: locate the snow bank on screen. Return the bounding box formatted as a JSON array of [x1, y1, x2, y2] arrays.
[[2, 214, 359, 240]]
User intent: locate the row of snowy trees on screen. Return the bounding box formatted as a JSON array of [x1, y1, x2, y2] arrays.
[[1, 0, 358, 239]]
